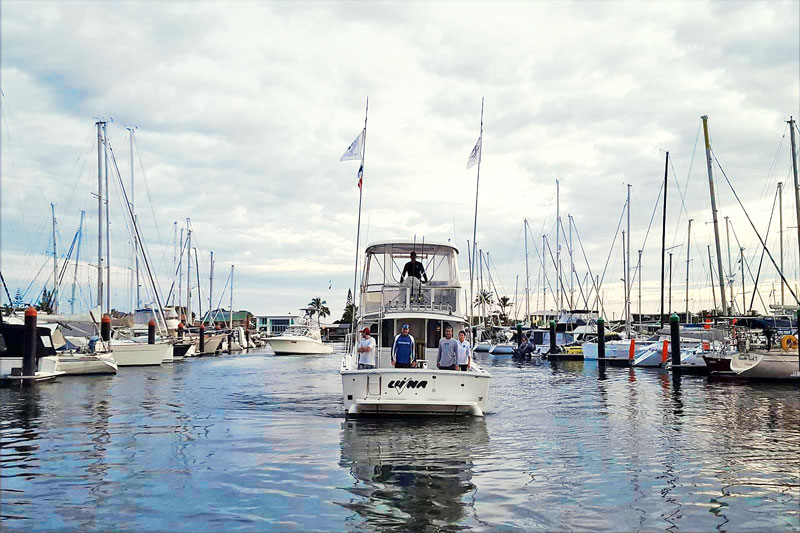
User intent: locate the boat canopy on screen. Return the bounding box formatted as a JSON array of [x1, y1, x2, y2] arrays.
[[360, 241, 465, 318]]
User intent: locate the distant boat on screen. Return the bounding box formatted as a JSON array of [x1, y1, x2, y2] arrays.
[[268, 319, 333, 355]]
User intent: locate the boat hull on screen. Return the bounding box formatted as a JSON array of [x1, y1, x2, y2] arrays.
[[341, 368, 490, 416], [268, 336, 334, 355], [730, 351, 800, 380], [54, 354, 118, 374], [111, 343, 170, 366]]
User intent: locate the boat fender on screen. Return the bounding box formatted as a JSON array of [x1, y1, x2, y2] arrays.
[[780, 334, 798, 351]]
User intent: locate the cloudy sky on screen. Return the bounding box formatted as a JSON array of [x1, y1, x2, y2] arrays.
[[1, 1, 798, 321]]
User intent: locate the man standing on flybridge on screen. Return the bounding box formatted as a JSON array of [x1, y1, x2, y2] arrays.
[[400, 252, 428, 283]]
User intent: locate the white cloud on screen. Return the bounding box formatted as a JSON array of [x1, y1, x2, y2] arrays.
[[1, 0, 798, 319]]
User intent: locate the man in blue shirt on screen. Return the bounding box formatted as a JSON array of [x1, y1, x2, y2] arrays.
[[391, 324, 416, 368]]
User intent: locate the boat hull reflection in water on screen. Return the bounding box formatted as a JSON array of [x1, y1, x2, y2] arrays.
[[339, 418, 487, 530]]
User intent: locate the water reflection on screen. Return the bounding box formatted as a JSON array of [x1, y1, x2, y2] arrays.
[[339, 418, 488, 531]]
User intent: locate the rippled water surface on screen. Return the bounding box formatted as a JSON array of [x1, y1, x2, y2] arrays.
[[1, 349, 798, 531]]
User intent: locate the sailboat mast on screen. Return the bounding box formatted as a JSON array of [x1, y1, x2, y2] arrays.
[[707, 245, 717, 310], [524, 218, 530, 325], [229, 265, 234, 328], [622, 230, 627, 328], [71, 211, 84, 314], [128, 127, 140, 309], [740, 246, 745, 312], [788, 116, 799, 373], [637, 249, 642, 329], [542, 235, 547, 324], [103, 122, 111, 314], [209, 251, 214, 317], [702, 115, 728, 315], [779, 182, 784, 304], [172, 221, 177, 306], [186, 219, 192, 324], [569, 214, 574, 309], [660, 152, 668, 327], [178, 229, 184, 310], [51, 203, 58, 314], [685, 219, 692, 322], [556, 179, 561, 314], [725, 216, 733, 310], [789, 117, 800, 300], [626, 183, 631, 334], [96, 121, 104, 313]]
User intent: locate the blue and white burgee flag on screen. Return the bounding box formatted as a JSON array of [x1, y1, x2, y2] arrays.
[[340, 129, 365, 161], [467, 135, 482, 169]]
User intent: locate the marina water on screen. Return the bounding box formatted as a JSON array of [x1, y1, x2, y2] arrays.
[[1, 349, 798, 531]]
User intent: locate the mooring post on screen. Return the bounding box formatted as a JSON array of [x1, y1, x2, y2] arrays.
[[148, 319, 156, 345], [199, 325, 206, 354], [549, 320, 557, 354], [178, 322, 184, 339], [101, 314, 111, 342], [23, 307, 37, 377], [670, 312, 681, 368], [245, 329, 251, 348], [597, 317, 605, 360], [516, 323, 523, 348], [796, 309, 800, 374]]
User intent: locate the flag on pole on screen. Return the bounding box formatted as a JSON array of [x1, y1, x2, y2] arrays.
[[357, 163, 364, 190], [467, 135, 482, 169], [340, 130, 365, 161]]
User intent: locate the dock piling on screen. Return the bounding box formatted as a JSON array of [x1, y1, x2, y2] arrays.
[[670, 313, 680, 368], [178, 322, 184, 339], [23, 307, 37, 377], [148, 319, 156, 345], [516, 323, 523, 348], [101, 314, 111, 342], [199, 325, 206, 354], [549, 320, 557, 354], [597, 317, 605, 360]]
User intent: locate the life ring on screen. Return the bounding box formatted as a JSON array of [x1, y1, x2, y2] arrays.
[[780, 335, 798, 351]]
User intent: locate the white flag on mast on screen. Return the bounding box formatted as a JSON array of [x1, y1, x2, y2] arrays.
[[340, 129, 365, 161], [467, 135, 482, 169]]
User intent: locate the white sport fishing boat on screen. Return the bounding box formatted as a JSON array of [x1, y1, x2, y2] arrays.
[[268, 318, 333, 355], [341, 242, 491, 416]]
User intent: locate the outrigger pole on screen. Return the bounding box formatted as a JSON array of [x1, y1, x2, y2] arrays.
[[350, 98, 368, 339], [469, 98, 484, 342]]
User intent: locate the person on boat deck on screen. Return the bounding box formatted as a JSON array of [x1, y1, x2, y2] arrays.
[[517, 335, 534, 357], [399, 252, 428, 283], [437, 326, 459, 370], [357, 327, 376, 370], [392, 324, 416, 368], [456, 330, 471, 371]]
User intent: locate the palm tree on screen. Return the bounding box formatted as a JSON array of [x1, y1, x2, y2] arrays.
[[38, 287, 55, 314], [307, 297, 331, 327], [474, 290, 494, 326], [497, 296, 512, 325], [340, 303, 358, 324]]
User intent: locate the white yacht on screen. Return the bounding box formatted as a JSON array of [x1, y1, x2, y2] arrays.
[[268, 319, 333, 355], [341, 242, 491, 416]]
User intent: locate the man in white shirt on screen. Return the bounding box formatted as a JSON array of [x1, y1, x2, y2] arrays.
[[357, 327, 377, 369], [456, 330, 472, 371]]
